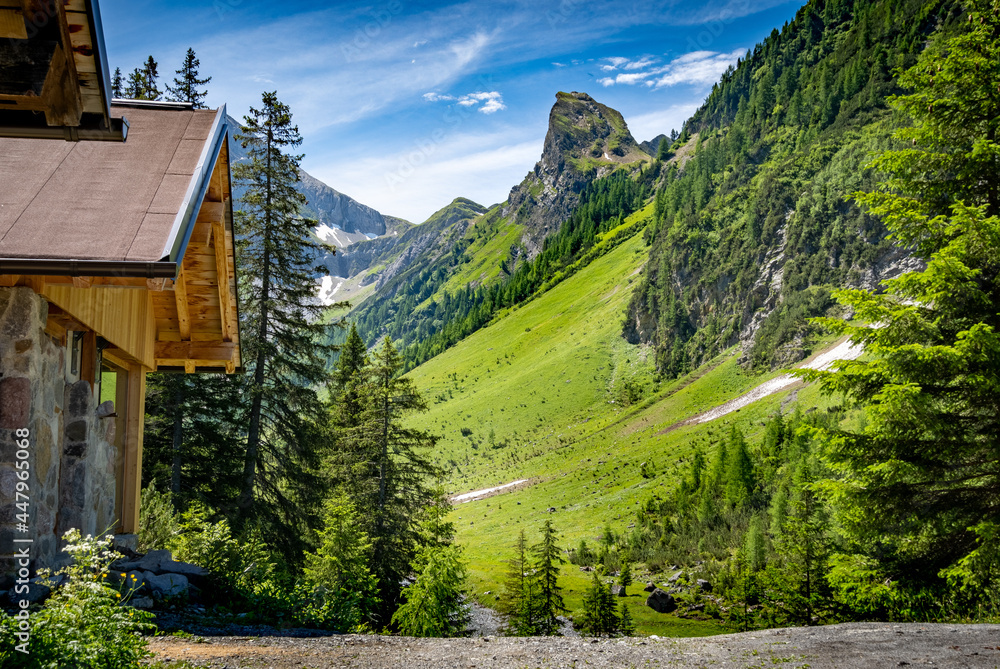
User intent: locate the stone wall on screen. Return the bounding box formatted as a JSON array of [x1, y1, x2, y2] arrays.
[[0, 287, 118, 586]]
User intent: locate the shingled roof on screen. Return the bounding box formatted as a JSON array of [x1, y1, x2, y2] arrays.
[[0, 101, 228, 274]]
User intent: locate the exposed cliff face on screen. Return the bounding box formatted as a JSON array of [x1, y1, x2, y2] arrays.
[[298, 170, 387, 236], [503, 92, 650, 254]]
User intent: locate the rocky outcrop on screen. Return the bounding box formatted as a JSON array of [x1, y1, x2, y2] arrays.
[[298, 170, 387, 236], [503, 92, 650, 255], [645, 588, 677, 613]]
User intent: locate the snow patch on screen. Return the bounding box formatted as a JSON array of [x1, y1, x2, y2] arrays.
[[317, 276, 346, 306], [693, 338, 864, 424], [452, 479, 528, 503]]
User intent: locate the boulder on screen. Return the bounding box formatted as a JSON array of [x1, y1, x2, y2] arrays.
[[611, 585, 627, 597], [696, 579, 713, 593], [146, 572, 189, 599], [667, 570, 684, 583], [113, 548, 173, 573], [126, 596, 154, 609], [643, 582, 656, 592], [156, 560, 209, 578], [645, 588, 677, 614]]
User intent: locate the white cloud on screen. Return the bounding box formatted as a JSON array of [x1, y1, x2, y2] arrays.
[[596, 49, 742, 90], [427, 90, 507, 114], [651, 49, 743, 88]]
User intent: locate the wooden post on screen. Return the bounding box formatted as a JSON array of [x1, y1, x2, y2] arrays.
[[119, 363, 146, 534]]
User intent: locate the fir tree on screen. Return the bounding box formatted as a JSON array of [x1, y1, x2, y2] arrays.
[[499, 529, 537, 636], [656, 136, 670, 161], [233, 91, 338, 559], [302, 494, 379, 631], [619, 599, 635, 636], [580, 570, 619, 636], [141, 55, 161, 100], [618, 556, 633, 596], [391, 542, 470, 637], [340, 337, 440, 624], [111, 67, 123, 99], [166, 48, 212, 108], [801, 0, 1000, 585], [532, 519, 568, 635]]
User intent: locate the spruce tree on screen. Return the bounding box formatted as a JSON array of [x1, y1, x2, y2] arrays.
[[111, 67, 123, 99], [801, 0, 1000, 584], [233, 91, 337, 559], [532, 519, 568, 635], [166, 48, 212, 108], [619, 599, 635, 636], [340, 337, 440, 623], [499, 529, 537, 636], [618, 556, 633, 596], [141, 55, 161, 100]]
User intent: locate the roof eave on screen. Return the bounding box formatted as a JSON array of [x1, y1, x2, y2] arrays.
[[159, 105, 229, 273]]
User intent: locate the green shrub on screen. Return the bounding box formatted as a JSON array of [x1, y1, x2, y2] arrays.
[[137, 483, 178, 552], [0, 529, 154, 668]]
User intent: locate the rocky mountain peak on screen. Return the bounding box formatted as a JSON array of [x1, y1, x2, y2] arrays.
[[503, 92, 650, 255]]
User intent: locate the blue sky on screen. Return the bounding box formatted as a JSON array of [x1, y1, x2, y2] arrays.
[[102, 0, 803, 223]]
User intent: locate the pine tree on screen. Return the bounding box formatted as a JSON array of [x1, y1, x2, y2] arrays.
[[111, 67, 124, 99], [302, 494, 379, 631], [340, 337, 440, 624], [656, 137, 670, 161], [233, 91, 337, 560], [619, 599, 635, 636], [801, 0, 1000, 585], [618, 556, 633, 596], [499, 529, 537, 636], [142, 373, 243, 512], [124, 68, 144, 99], [580, 571, 612, 636], [166, 48, 211, 108], [391, 542, 470, 637], [141, 55, 161, 100], [532, 519, 568, 635]]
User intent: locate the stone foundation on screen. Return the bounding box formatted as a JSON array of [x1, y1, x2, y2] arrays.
[[0, 287, 118, 586]]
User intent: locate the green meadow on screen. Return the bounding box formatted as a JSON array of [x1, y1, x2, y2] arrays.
[[404, 226, 840, 637]]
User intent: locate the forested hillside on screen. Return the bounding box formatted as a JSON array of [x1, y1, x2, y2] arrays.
[[625, 0, 951, 376]]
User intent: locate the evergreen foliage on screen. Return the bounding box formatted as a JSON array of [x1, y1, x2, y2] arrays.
[[327, 336, 441, 624], [626, 0, 960, 377], [531, 520, 568, 635], [233, 91, 341, 560], [498, 529, 538, 636], [166, 48, 212, 108], [391, 542, 471, 637], [303, 495, 380, 631], [800, 0, 1000, 593], [579, 571, 619, 637]]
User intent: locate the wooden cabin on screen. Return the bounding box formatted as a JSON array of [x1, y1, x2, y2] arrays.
[[0, 0, 241, 579]]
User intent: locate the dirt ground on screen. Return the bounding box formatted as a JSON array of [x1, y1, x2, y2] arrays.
[[147, 622, 1000, 668]]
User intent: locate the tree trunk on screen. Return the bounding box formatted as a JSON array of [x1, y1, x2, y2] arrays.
[[239, 123, 274, 516], [170, 380, 185, 495]]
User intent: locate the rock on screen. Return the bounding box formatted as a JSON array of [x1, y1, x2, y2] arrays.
[[96, 400, 116, 418], [127, 595, 154, 609], [645, 589, 677, 614], [696, 579, 712, 593], [547, 507, 556, 513], [156, 560, 209, 578], [114, 548, 174, 573], [611, 585, 627, 597], [146, 572, 189, 599], [6, 581, 49, 606], [667, 570, 684, 583], [643, 582, 656, 592], [579, 566, 594, 572]]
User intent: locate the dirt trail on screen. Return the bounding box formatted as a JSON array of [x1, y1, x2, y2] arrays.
[[147, 622, 1000, 668]]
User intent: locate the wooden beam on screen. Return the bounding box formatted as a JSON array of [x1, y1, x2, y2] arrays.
[[72, 276, 91, 289], [0, 275, 20, 287], [154, 340, 237, 361], [119, 363, 146, 534], [80, 330, 96, 388], [173, 270, 190, 340], [184, 361, 196, 374], [212, 219, 236, 342], [40, 42, 83, 127]]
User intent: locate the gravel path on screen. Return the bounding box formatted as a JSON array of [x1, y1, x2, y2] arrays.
[[147, 622, 1000, 668]]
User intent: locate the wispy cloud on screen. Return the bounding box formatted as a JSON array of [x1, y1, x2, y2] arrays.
[[425, 90, 507, 114], [650, 49, 744, 87], [597, 49, 743, 89]]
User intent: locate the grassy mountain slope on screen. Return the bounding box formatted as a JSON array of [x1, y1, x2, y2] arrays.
[[403, 209, 842, 635]]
